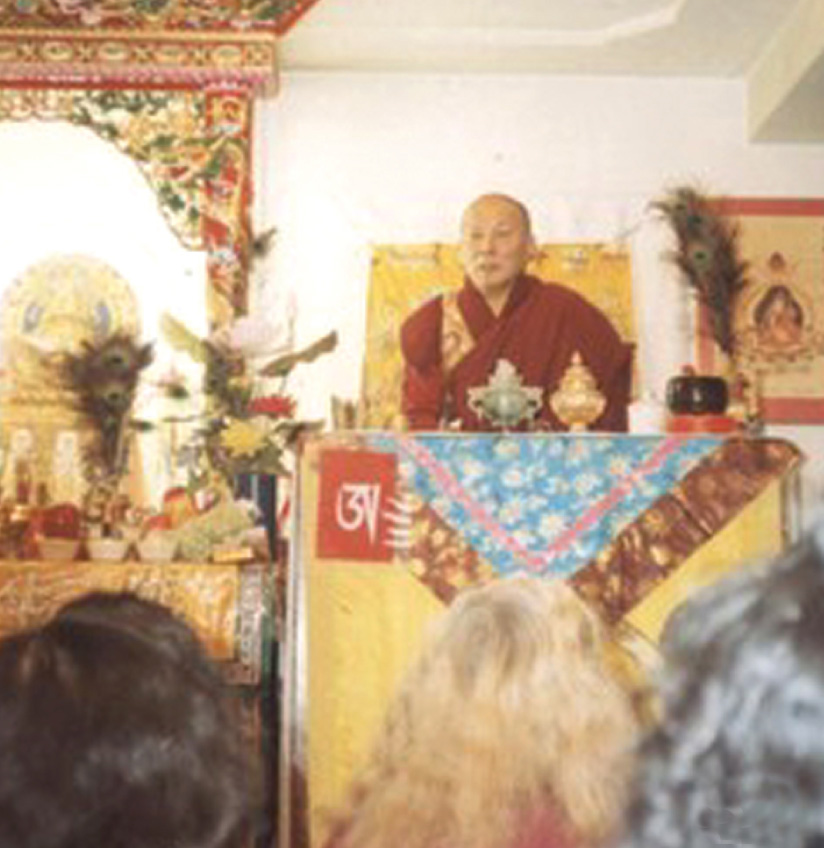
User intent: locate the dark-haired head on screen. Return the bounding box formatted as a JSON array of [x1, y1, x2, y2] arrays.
[[622, 531, 824, 848], [0, 591, 260, 848], [55, 590, 225, 690]]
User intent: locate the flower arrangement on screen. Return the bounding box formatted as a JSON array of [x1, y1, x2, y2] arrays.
[[160, 312, 337, 487]]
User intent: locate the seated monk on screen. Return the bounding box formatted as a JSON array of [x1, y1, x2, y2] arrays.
[[400, 193, 633, 431]]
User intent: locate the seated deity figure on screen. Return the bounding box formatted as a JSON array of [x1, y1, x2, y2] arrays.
[[400, 193, 633, 431], [754, 283, 805, 350]]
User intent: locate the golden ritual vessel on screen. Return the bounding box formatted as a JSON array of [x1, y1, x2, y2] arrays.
[[549, 351, 606, 431]]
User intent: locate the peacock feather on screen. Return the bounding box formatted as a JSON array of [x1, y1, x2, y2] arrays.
[[651, 186, 749, 356], [63, 333, 154, 478]]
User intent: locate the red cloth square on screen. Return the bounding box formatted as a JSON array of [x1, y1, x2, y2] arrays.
[[316, 449, 397, 562]]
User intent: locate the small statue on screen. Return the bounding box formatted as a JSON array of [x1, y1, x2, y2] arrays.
[[467, 359, 543, 430], [549, 352, 606, 432]]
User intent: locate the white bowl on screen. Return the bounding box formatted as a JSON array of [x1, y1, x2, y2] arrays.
[[38, 538, 80, 562], [87, 538, 130, 563], [137, 534, 177, 563]]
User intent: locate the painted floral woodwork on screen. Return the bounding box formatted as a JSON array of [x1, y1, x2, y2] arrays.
[[0, 0, 319, 33], [0, 86, 251, 324]]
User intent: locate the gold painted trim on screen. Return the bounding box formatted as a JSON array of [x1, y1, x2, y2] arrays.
[[441, 291, 475, 374], [0, 27, 277, 45]]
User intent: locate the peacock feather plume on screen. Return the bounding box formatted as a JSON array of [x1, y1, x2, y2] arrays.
[[651, 186, 749, 356], [63, 333, 154, 478]]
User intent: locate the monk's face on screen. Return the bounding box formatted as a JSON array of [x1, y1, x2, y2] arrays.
[[459, 195, 535, 297]]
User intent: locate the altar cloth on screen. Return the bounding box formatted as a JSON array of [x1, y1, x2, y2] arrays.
[[284, 433, 802, 848]]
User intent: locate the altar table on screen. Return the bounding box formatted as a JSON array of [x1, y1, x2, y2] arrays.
[[281, 432, 802, 848]]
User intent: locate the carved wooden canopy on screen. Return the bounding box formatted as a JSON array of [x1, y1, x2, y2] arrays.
[[0, 0, 320, 323], [0, 0, 320, 92]]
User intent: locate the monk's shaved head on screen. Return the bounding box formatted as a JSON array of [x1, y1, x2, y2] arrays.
[[459, 194, 536, 310], [461, 194, 533, 238]]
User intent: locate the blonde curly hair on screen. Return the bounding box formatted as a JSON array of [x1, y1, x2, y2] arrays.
[[325, 577, 639, 848]]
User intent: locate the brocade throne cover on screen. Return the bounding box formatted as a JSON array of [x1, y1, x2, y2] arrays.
[[284, 432, 801, 848]]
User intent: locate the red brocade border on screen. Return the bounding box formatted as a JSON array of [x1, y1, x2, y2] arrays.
[[0, 0, 320, 35], [570, 438, 802, 624], [0, 0, 327, 92], [0, 28, 278, 92]]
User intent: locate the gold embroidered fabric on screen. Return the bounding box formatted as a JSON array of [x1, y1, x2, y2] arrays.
[[440, 291, 475, 373], [0, 561, 241, 660], [363, 243, 635, 429]]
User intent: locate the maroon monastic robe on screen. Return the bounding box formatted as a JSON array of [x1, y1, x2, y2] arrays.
[[400, 274, 633, 432]]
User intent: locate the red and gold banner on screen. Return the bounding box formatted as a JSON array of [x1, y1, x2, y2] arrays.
[[0, 1, 322, 89]]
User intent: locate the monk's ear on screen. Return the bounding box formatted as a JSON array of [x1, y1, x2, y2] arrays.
[[526, 236, 538, 263]]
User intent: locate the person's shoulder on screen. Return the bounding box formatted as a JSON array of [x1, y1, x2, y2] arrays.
[[531, 278, 597, 309], [400, 294, 444, 368], [532, 278, 617, 324], [513, 804, 580, 848]]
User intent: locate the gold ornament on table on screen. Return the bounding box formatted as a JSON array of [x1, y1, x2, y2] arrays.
[[467, 359, 543, 430], [549, 351, 606, 431]]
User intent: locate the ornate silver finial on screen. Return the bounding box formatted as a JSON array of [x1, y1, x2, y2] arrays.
[[467, 359, 543, 430]]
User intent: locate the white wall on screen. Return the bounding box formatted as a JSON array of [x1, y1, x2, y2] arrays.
[[1, 75, 819, 524], [255, 71, 824, 529]]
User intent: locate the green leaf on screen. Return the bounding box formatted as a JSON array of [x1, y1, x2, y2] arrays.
[[259, 331, 338, 378], [129, 419, 156, 432]]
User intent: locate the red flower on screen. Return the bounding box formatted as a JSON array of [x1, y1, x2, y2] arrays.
[[248, 395, 295, 418]]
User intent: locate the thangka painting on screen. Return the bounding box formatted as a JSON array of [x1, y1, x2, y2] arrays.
[[697, 198, 824, 423], [361, 243, 636, 429], [281, 431, 801, 848]]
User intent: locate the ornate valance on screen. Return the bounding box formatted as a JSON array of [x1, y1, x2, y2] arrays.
[[0, 1, 324, 321], [0, 0, 320, 91]]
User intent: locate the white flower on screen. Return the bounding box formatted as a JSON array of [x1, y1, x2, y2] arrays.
[[540, 513, 566, 540], [609, 456, 631, 476], [512, 528, 535, 548], [500, 500, 524, 523], [494, 438, 520, 459], [461, 458, 486, 480], [573, 472, 600, 496], [211, 311, 294, 358], [502, 467, 524, 487]]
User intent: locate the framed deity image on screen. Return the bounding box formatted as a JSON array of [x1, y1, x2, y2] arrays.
[[696, 197, 824, 424]]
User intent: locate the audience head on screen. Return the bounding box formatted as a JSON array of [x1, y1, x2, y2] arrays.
[[459, 193, 536, 300], [623, 531, 824, 848], [0, 591, 259, 848], [329, 577, 638, 848]]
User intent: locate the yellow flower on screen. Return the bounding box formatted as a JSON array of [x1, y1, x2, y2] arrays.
[[219, 419, 266, 457]]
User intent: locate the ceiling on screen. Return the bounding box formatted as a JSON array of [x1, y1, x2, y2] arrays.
[[278, 0, 824, 142]]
